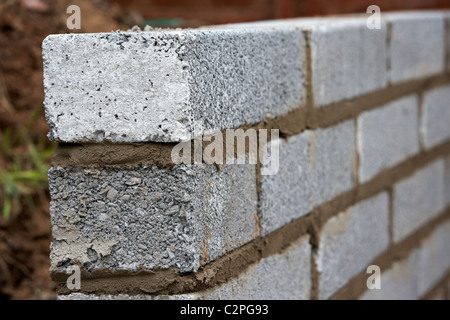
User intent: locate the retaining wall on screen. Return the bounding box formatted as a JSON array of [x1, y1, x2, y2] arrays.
[[43, 11, 450, 300]]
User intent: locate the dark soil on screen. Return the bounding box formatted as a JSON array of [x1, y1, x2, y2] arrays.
[[0, 0, 136, 299]]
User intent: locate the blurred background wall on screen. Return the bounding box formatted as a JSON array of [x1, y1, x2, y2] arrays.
[[110, 0, 450, 27]]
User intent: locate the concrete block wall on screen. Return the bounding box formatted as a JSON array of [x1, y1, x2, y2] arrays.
[[360, 220, 450, 300], [43, 11, 450, 300]]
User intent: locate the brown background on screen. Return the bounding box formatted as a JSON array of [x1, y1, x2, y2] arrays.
[[110, 0, 450, 26], [0, 0, 449, 300]]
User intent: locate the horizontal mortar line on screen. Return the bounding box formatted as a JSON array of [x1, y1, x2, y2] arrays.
[[50, 73, 450, 168], [266, 139, 450, 237], [54, 142, 450, 297], [54, 235, 266, 297], [351, 140, 450, 214], [331, 208, 450, 300], [420, 267, 450, 300], [307, 73, 450, 130], [51, 142, 177, 169]]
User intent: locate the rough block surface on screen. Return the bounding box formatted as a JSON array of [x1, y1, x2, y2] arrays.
[[393, 160, 445, 243], [308, 19, 388, 107], [358, 95, 420, 183], [60, 235, 311, 300], [312, 119, 355, 205], [43, 29, 305, 143], [211, 16, 388, 106], [259, 132, 313, 235], [386, 11, 445, 83], [259, 120, 355, 235], [48, 163, 257, 273], [183, 235, 311, 300], [415, 220, 450, 296], [421, 85, 450, 149], [316, 192, 390, 300]]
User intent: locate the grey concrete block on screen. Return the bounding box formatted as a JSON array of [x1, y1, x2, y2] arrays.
[[209, 16, 388, 107], [309, 18, 388, 107], [312, 119, 355, 205], [358, 95, 420, 183], [259, 132, 314, 236], [416, 219, 450, 296], [259, 120, 355, 235], [185, 235, 311, 300], [42, 29, 305, 143], [393, 159, 445, 243], [62, 235, 311, 300], [316, 192, 390, 300], [386, 11, 446, 83], [48, 163, 257, 274], [421, 85, 450, 149]]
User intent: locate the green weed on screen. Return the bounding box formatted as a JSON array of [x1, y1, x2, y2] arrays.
[[0, 105, 56, 220]]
